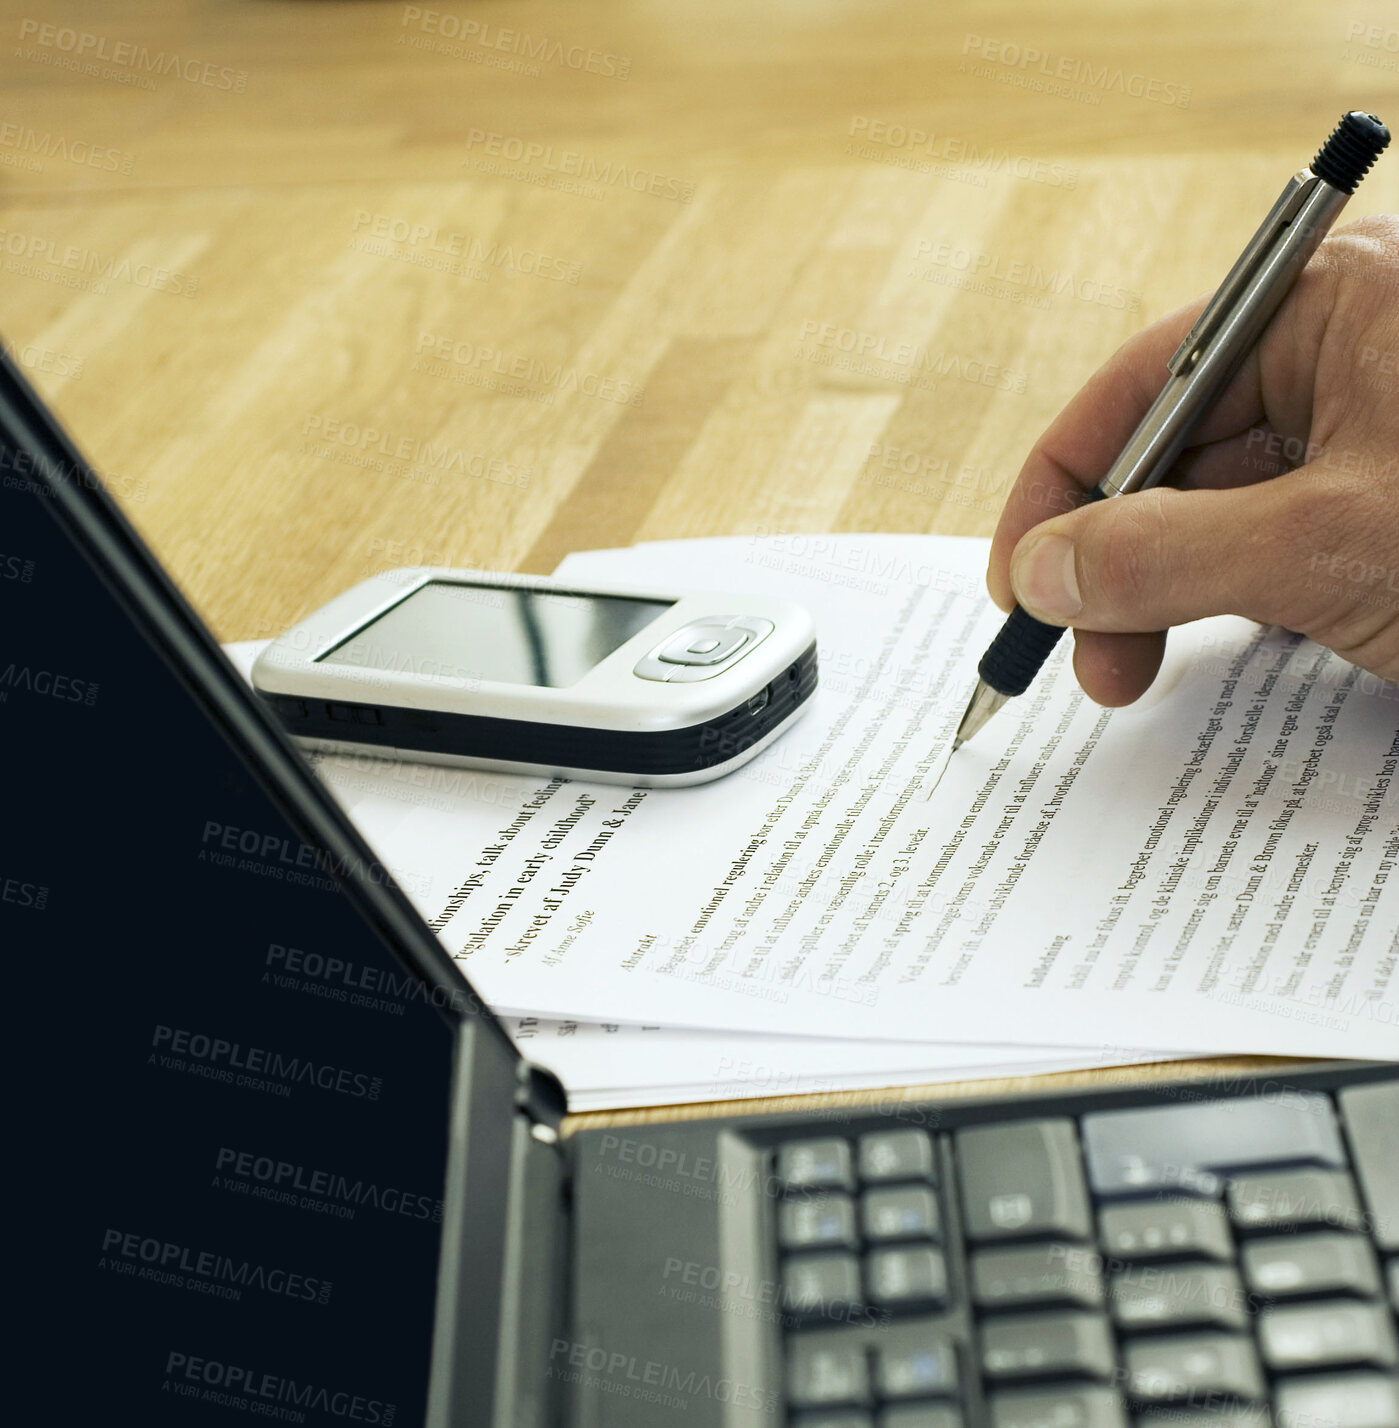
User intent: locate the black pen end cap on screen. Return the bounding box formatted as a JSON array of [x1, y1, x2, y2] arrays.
[[1312, 111, 1390, 194]]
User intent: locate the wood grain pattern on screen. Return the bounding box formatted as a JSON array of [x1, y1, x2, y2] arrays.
[[6, 0, 1396, 1132]]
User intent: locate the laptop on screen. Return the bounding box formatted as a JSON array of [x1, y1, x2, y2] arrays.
[[5, 347, 1396, 1428]]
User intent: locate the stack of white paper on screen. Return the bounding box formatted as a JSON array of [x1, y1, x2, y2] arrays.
[[501, 1018, 1169, 1112], [232, 533, 1399, 1110]]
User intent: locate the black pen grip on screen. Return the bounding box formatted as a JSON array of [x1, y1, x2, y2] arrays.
[[977, 605, 1069, 696], [979, 485, 1107, 696]]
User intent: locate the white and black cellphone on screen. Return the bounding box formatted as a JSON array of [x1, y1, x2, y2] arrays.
[[250, 567, 818, 787]]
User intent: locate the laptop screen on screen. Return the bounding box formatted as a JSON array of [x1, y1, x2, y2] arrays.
[[1, 353, 517, 1422]]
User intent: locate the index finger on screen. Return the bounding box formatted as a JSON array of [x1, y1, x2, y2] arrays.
[[987, 295, 1270, 611]]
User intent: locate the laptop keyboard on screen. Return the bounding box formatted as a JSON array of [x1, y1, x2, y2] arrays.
[[775, 1080, 1399, 1427]]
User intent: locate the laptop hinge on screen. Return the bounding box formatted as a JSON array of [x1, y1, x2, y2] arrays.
[[491, 1094, 571, 1425], [495, 1063, 570, 1424], [515, 1060, 567, 1146], [427, 1038, 572, 1428]]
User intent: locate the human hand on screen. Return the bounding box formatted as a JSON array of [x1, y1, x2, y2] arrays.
[[987, 215, 1399, 706]]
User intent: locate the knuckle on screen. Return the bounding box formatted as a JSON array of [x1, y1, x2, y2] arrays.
[[1316, 215, 1399, 282]]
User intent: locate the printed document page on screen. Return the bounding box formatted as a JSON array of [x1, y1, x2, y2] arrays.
[[335, 535, 1398, 1056], [225, 639, 1161, 1100], [231, 529, 1399, 1057]]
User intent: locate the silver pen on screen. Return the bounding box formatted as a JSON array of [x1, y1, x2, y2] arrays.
[[943, 110, 1390, 773]]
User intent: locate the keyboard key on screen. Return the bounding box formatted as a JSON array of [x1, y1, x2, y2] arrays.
[[971, 1244, 1105, 1311], [874, 1338, 958, 1399], [880, 1408, 962, 1428], [1110, 1263, 1249, 1332], [1340, 1083, 1399, 1251], [1242, 1233, 1382, 1300], [785, 1253, 862, 1318], [860, 1130, 935, 1183], [788, 1341, 871, 1409], [1389, 1260, 1398, 1311], [793, 1416, 871, 1428], [1228, 1169, 1365, 1232], [781, 1139, 856, 1192], [956, 1120, 1092, 1242], [1259, 1300, 1399, 1372], [1098, 1199, 1233, 1262], [863, 1186, 940, 1243], [1124, 1333, 1265, 1404], [989, 1386, 1126, 1428], [866, 1246, 948, 1309], [781, 1195, 859, 1251], [1081, 1094, 1346, 1198], [1276, 1372, 1399, 1428], [980, 1312, 1115, 1381]]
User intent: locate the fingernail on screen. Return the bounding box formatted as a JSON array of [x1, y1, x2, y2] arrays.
[[1011, 533, 1081, 620]]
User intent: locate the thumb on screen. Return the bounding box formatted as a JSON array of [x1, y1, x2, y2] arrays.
[[1008, 470, 1385, 649]]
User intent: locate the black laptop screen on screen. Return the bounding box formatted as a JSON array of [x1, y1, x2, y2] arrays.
[[1, 359, 469, 1424]]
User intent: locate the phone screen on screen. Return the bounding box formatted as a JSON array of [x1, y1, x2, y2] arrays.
[[317, 580, 674, 688]]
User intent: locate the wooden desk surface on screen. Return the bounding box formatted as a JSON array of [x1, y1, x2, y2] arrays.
[[8, 0, 1396, 1130]]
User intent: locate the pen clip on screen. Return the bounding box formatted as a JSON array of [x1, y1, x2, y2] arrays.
[[1167, 171, 1320, 376]]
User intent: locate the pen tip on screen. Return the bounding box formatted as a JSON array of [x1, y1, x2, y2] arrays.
[[954, 680, 1010, 747]]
